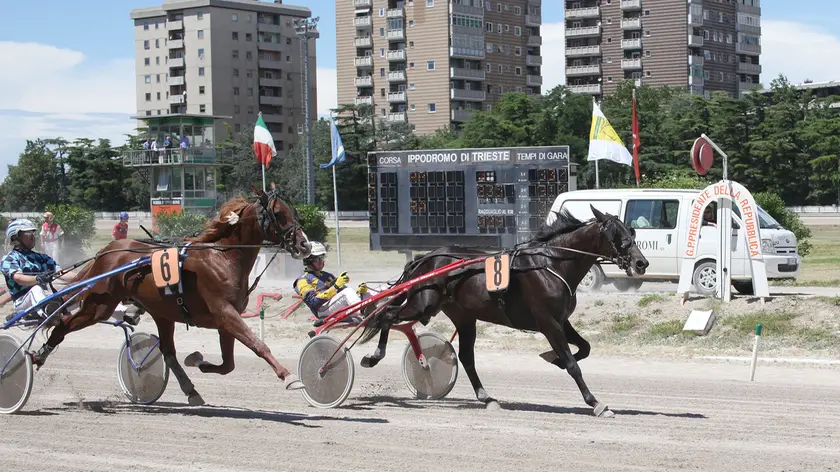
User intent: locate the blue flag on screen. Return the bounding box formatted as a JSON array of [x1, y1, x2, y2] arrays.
[[320, 120, 346, 169]]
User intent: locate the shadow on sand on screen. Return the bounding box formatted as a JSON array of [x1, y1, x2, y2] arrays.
[[46, 400, 389, 428]]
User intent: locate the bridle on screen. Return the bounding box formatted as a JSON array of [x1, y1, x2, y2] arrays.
[[256, 191, 306, 254]]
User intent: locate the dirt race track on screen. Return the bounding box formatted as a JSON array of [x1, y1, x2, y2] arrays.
[[1, 322, 839, 472]]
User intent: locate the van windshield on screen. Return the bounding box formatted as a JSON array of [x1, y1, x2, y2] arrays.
[[757, 206, 783, 229]]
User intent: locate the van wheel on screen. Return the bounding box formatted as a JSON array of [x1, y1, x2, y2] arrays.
[[579, 265, 604, 292], [613, 279, 643, 292], [692, 261, 718, 296], [732, 280, 754, 295]]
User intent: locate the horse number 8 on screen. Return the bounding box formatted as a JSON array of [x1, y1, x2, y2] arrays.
[[493, 257, 503, 286], [160, 251, 171, 282]]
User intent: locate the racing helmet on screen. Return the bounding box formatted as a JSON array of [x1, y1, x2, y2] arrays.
[[119, 211, 129, 219], [6, 218, 37, 241], [304, 241, 327, 265]]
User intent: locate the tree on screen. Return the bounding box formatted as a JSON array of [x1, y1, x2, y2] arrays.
[[1, 139, 61, 211], [65, 138, 133, 211]]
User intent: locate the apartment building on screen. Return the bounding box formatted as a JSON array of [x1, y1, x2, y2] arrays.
[[130, 0, 318, 154], [336, 0, 543, 136], [564, 0, 761, 99]]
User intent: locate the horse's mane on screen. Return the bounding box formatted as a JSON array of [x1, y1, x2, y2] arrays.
[[187, 195, 255, 243], [533, 208, 591, 242]]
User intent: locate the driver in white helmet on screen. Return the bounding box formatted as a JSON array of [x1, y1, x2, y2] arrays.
[[1, 218, 138, 325], [293, 241, 369, 322]]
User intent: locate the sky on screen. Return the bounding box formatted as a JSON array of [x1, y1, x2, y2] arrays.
[[1, 0, 839, 179]]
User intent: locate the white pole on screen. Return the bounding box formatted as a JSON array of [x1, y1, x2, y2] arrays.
[[595, 160, 600, 189], [261, 163, 266, 192], [749, 323, 763, 381], [332, 164, 341, 266]]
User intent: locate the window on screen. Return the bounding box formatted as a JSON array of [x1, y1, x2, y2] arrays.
[[145, 93, 151, 101], [504, 24, 509, 32], [497, 23, 502, 33], [235, 124, 241, 133], [247, 87, 253, 96], [156, 74, 160, 83], [409, 41, 414, 48], [644, 9, 650, 16], [379, 8, 385, 16], [143, 22, 149, 30], [198, 67, 205, 76], [232, 32, 239, 40], [515, 67, 521, 75], [156, 57, 160, 65], [409, 20, 415, 27], [233, 50, 239, 59], [428, 103, 436, 113], [234, 105, 241, 114], [144, 75, 151, 83], [246, 51, 252, 60], [197, 12, 203, 20], [144, 57, 150, 66], [232, 13, 238, 21], [485, 22, 492, 32], [426, 0, 434, 6], [155, 39, 159, 48], [234, 87, 240, 95], [646, 70, 651, 77], [157, 92, 161, 100], [199, 86, 205, 94], [380, 48, 385, 57], [198, 30, 204, 39], [379, 27, 385, 37], [197, 48, 204, 58], [645, 50, 651, 57], [410, 104, 416, 111], [515, 26, 521, 36], [248, 106, 254, 114], [514, 6, 521, 15], [486, 63, 491, 72], [199, 104, 206, 113], [515, 47, 521, 56], [233, 68, 239, 77], [624, 200, 680, 230], [144, 40, 150, 50], [427, 60, 435, 70], [409, 82, 415, 90]]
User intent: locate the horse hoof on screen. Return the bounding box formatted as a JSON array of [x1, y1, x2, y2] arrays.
[[283, 374, 305, 391], [594, 402, 614, 418], [360, 355, 380, 368], [188, 392, 205, 406], [184, 351, 204, 367], [485, 400, 502, 411]]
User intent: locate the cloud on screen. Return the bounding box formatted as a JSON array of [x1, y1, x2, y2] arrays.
[[0, 42, 136, 179], [541, 22, 566, 92], [316, 67, 337, 118], [760, 20, 840, 85]]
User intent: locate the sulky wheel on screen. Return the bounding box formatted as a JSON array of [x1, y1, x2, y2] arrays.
[[117, 332, 169, 405], [0, 333, 34, 414], [298, 335, 355, 409], [402, 332, 459, 400]]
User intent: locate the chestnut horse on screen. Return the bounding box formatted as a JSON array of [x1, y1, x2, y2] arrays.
[[32, 188, 311, 405]]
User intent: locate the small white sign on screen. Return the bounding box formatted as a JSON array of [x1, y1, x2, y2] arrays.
[[683, 309, 716, 336]]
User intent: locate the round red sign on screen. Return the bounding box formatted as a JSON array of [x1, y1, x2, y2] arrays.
[[691, 137, 713, 175]]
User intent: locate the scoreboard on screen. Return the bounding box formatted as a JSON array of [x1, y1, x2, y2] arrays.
[[367, 146, 578, 252]]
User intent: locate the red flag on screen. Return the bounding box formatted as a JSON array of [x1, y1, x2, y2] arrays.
[[631, 89, 641, 186]]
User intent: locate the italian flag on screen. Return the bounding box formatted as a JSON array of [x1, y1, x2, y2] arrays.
[[253, 113, 276, 168]]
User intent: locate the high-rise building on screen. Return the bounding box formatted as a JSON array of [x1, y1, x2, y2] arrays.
[[564, 0, 761, 99], [130, 0, 318, 154], [336, 0, 543, 136]]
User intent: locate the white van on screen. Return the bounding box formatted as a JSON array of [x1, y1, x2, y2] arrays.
[[547, 189, 802, 295]]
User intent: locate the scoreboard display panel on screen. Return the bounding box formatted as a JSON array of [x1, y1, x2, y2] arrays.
[[367, 146, 577, 251]]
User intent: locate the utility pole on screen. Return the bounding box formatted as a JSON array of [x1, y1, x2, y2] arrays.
[[294, 16, 319, 204]]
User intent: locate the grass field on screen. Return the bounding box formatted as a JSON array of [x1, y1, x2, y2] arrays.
[[774, 225, 840, 286]]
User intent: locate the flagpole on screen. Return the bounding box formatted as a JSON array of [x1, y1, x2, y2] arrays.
[[632, 87, 640, 187], [332, 165, 341, 266], [261, 163, 266, 192]]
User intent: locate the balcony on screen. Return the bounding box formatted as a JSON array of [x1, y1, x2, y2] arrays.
[[452, 3, 484, 16], [737, 62, 762, 75], [525, 14, 541, 27], [565, 65, 600, 77], [355, 76, 373, 87], [387, 91, 406, 103], [569, 84, 602, 95], [566, 45, 601, 57], [739, 81, 759, 95], [121, 148, 217, 167], [565, 26, 599, 38], [354, 0, 371, 6], [387, 70, 406, 82], [688, 35, 704, 47], [354, 16, 371, 28], [689, 55, 704, 66], [451, 88, 486, 101], [355, 56, 372, 67], [259, 77, 283, 87], [168, 57, 184, 68], [736, 42, 761, 55], [621, 38, 642, 49], [168, 39, 183, 49], [621, 58, 642, 70], [526, 75, 543, 87], [688, 13, 703, 26], [257, 41, 283, 52], [354, 37, 372, 48], [565, 7, 599, 19], [387, 112, 406, 122], [689, 75, 704, 87], [621, 18, 642, 30], [166, 20, 183, 30], [386, 49, 406, 61], [257, 22, 283, 33], [386, 29, 405, 41], [386, 8, 404, 18], [451, 109, 473, 122], [262, 114, 283, 123], [526, 55, 542, 67], [526, 35, 543, 47], [259, 96, 285, 106], [620, 0, 642, 10], [168, 95, 185, 104], [258, 59, 283, 69], [355, 96, 373, 106], [167, 76, 185, 86], [450, 67, 486, 80]]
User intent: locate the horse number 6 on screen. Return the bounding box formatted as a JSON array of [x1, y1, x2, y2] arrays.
[[152, 248, 181, 288]]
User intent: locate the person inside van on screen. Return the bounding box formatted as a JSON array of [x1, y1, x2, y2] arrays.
[[703, 203, 717, 228]]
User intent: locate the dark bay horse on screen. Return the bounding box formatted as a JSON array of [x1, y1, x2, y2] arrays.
[[32, 188, 311, 405], [357, 206, 648, 417]]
